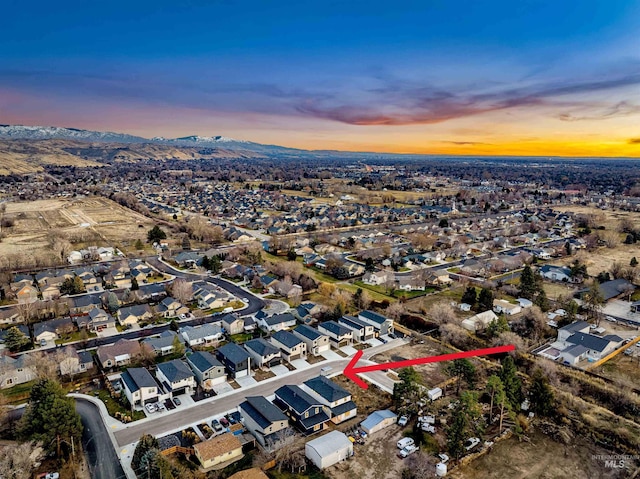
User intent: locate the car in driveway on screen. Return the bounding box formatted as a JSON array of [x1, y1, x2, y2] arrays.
[[464, 437, 480, 451], [212, 419, 223, 432], [145, 403, 156, 414], [173, 397, 181, 406], [219, 416, 229, 427]]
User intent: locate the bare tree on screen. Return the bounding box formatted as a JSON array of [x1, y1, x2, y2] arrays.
[[428, 301, 458, 326], [385, 301, 405, 320], [170, 278, 193, 304], [0, 441, 44, 479]]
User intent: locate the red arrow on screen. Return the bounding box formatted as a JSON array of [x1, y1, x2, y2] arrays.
[[343, 344, 515, 389]]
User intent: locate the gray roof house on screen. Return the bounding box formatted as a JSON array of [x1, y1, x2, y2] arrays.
[[337, 315, 375, 342], [121, 367, 160, 408], [156, 359, 196, 396], [358, 310, 394, 336], [216, 342, 252, 378], [142, 330, 180, 356], [256, 313, 297, 333], [186, 351, 226, 387], [317, 321, 353, 347], [180, 323, 223, 347], [244, 338, 282, 368], [270, 330, 307, 362], [239, 396, 291, 450], [118, 304, 153, 326], [303, 376, 357, 424], [274, 385, 330, 436], [292, 325, 330, 356]]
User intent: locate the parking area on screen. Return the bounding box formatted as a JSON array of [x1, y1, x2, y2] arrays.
[[602, 300, 640, 328], [235, 375, 258, 387], [320, 350, 343, 361], [290, 358, 311, 369], [270, 364, 291, 376]]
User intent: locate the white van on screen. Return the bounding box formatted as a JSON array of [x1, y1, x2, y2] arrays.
[[397, 437, 415, 450], [320, 366, 333, 377]]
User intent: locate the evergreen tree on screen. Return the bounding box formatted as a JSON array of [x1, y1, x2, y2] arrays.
[[134, 239, 144, 250], [498, 356, 522, 408], [131, 277, 139, 290], [209, 255, 222, 274], [5, 326, 31, 352], [446, 408, 467, 460], [287, 249, 297, 261], [447, 358, 476, 395], [19, 378, 82, 458], [518, 265, 537, 300], [60, 276, 86, 295], [147, 225, 167, 243], [106, 291, 120, 314], [461, 287, 477, 307], [201, 255, 211, 270], [172, 334, 185, 356], [529, 368, 554, 416], [132, 434, 160, 474], [534, 289, 550, 312], [631, 257, 638, 267], [477, 288, 494, 312], [486, 315, 510, 338]]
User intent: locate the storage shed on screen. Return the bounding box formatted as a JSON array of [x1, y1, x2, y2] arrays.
[[360, 409, 398, 435], [305, 430, 353, 469]]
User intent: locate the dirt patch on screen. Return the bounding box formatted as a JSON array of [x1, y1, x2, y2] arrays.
[[254, 369, 276, 381], [331, 375, 392, 417], [449, 428, 635, 479], [370, 341, 449, 387], [0, 197, 154, 260], [595, 353, 640, 389]]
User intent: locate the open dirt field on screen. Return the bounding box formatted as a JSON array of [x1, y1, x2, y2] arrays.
[[595, 352, 640, 389], [370, 340, 450, 387], [449, 429, 635, 479], [0, 197, 154, 259]]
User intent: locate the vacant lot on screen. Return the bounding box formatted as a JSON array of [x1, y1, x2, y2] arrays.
[[596, 352, 640, 389], [370, 340, 450, 387], [449, 429, 634, 479], [0, 197, 154, 259]]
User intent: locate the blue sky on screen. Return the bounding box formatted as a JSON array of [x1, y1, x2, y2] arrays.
[[2, 0, 640, 155]]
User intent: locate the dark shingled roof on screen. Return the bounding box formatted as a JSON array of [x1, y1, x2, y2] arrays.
[[218, 342, 251, 364], [263, 313, 296, 326], [293, 324, 325, 341], [275, 385, 322, 414], [121, 367, 156, 393], [271, 330, 303, 349], [319, 320, 351, 336], [245, 338, 280, 357], [157, 359, 193, 383], [304, 375, 350, 403], [359, 310, 388, 325], [240, 396, 288, 429], [187, 351, 223, 373], [566, 333, 619, 353]]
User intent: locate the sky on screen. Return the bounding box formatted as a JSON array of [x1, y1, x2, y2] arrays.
[[1, 0, 640, 156]]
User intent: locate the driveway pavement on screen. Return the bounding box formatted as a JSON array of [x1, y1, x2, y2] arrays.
[[291, 358, 311, 369], [366, 338, 384, 347], [270, 365, 290, 376], [235, 375, 258, 387], [211, 382, 234, 395], [320, 350, 343, 360], [340, 345, 358, 356]]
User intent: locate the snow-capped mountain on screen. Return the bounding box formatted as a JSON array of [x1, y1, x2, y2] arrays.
[[0, 125, 305, 156], [0, 125, 148, 143]]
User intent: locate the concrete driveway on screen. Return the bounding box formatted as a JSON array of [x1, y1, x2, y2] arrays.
[[236, 375, 258, 387], [340, 345, 358, 356], [290, 358, 311, 369], [320, 350, 343, 361], [366, 338, 383, 347], [270, 365, 291, 376], [211, 382, 234, 395]]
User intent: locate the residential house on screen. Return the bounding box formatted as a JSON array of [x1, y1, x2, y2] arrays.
[[273, 385, 331, 435], [216, 342, 252, 378], [15, 283, 39, 304], [543, 320, 625, 364], [337, 316, 375, 342], [193, 433, 243, 469], [180, 323, 223, 347], [493, 300, 522, 316], [360, 409, 398, 435], [575, 279, 635, 302], [187, 351, 226, 387], [41, 285, 61, 301], [34, 317, 75, 344], [156, 297, 189, 319], [96, 339, 141, 369], [136, 283, 167, 301], [118, 304, 153, 327], [87, 308, 116, 332], [121, 367, 160, 408], [256, 313, 297, 333], [461, 310, 498, 332], [317, 321, 353, 348], [221, 314, 244, 335], [292, 325, 330, 356], [59, 347, 94, 376], [303, 375, 357, 424], [142, 330, 180, 356], [425, 269, 453, 286], [195, 288, 229, 310], [358, 310, 395, 336], [243, 316, 257, 332], [239, 396, 291, 449], [396, 274, 426, 291], [156, 359, 196, 396], [270, 330, 307, 362], [70, 295, 102, 314], [244, 338, 282, 369], [292, 303, 316, 325], [0, 354, 35, 389], [539, 265, 575, 283]]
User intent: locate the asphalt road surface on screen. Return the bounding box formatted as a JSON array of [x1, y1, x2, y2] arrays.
[[76, 399, 126, 479]]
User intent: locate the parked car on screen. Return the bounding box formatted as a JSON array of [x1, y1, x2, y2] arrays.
[[397, 415, 409, 427], [145, 403, 156, 414], [212, 419, 223, 432], [464, 437, 480, 451], [605, 316, 617, 323], [438, 453, 449, 464], [173, 398, 181, 406], [399, 444, 419, 458], [219, 417, 229, 427], [156, 402, 165, 411], [230, 411, 243, 423], [397, 437, 415, 450]]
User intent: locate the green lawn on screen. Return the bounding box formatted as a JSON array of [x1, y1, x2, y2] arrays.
[[55, 330, 97, 345], [347, 281, 394, 302], [229, 332, 254, 344], [393, 288, 435, 300], [95, 390, 145, 421], [1, 380, 35, 404]]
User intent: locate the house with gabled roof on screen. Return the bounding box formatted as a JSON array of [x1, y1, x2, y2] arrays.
[[180, 323, 223, 347], [121, 367, 161, 408], [358, 310, 394, 336], [70, 294, 102, 313], [118, 304, 153, 326], [338, 315, 375, 342], [87, 307, 116, 332], [256, 313, 297, 333], [15, 283, 39, 304], [216, 342, 252, 378], [244, 338, 282, 369], [156, 359, 196, 396], [303, 376, 357, 424], [193, 432, 243, 470], [156, 296, 189, 318], [221, 314, 244, 335], [0, 354, 35, 389], [186, 351, 226, 387], [292, 325, 330, 356], [142, 330, 179, 356], [96, 338, 141, 369], [239, 396, 291, 450], [318, 321, 353, 348], [274, 385, 330, 435], [270, 330, 307, 362]]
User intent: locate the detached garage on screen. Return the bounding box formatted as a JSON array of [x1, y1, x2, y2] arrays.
[[305, 430, 353, 470], [360, 409, 397, 435]]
